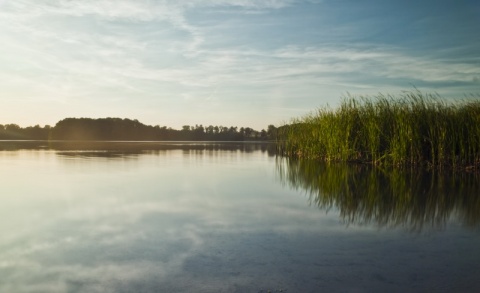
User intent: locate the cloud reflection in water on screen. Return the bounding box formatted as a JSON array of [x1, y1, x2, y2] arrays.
[[0, 145, 479, 292]]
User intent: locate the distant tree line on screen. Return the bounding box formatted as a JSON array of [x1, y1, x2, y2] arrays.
[[0, 118, 277, 141], [0, 124, 51, 140]]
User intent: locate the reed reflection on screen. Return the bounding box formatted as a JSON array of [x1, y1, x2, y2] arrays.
[[277, 158, 480, 231]]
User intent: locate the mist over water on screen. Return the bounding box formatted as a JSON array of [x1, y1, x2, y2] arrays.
[[1, 142, 479, 293]]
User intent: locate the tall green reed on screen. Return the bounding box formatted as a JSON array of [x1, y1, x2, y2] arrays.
[[277, 91, 480, 169]]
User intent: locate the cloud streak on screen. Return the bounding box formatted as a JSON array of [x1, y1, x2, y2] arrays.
[[0, 0, 478, 128]]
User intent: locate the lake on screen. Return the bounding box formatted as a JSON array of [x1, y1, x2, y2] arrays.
[[1, 141, 479, 293]]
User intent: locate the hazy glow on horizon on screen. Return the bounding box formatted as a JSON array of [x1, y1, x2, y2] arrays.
[[0, 0, 479, 129]]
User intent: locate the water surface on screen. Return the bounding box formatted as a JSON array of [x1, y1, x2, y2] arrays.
[[1, 141, 479, 293]]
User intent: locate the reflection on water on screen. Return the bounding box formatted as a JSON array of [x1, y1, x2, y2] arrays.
[[1, 142, 480, 292], [0, 140, 276, 155], [277, 158, 480, 231], [0, 140, 277, 161]]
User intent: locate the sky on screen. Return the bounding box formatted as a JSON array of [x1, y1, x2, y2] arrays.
[[0, 0, 479, 130]]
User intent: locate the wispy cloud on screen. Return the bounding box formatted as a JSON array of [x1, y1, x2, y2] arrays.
[[0, 0, 478, 127]]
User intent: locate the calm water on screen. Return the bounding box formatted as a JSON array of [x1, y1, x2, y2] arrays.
[[1, 141, 479, 293]]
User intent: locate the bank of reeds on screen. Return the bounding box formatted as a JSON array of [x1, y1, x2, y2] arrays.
[[277, 92, 480, 170]]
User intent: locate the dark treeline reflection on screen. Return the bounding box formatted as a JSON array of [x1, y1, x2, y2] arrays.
[[0, 141, 276, 157], [277, 158, 480, 231]]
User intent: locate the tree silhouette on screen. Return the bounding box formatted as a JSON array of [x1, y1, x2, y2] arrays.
[[0, 117, 274, 141]]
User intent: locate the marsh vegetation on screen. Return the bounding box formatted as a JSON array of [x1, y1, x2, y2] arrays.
[[277, 92, 480, 170]]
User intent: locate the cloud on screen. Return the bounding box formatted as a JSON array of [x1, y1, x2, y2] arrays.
[[5, 0, 293, 23], [179, 0, 295, 10], [5, 0, 162, 21], [0, 0, 478, 128], [3, 0, 476, 90]]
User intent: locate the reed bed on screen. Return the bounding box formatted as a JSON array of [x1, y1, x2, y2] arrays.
[[277, 92, 480, 169]]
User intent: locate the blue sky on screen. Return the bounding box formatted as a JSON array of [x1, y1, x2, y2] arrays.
[[0, 0, 479, 129]]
